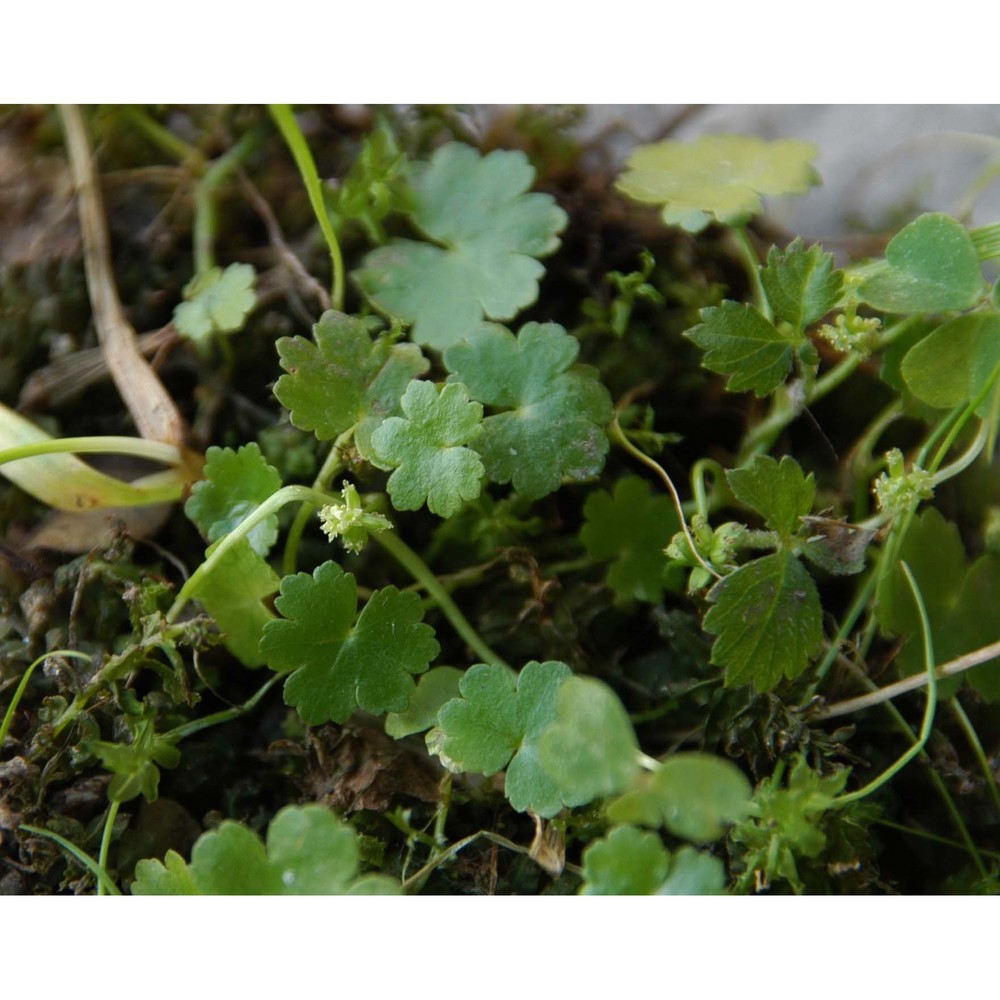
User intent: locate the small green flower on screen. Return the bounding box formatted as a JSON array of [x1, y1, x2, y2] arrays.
[[318, 483, 391, 554], [873, 448, 934, 516]]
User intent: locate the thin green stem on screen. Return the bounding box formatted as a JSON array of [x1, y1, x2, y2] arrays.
[[192, 130, 259, 276], [812, 570, 877, 685], [874, 818, 1000, 862], [282, 426, 353, 575], [610, 417, 721, 581], [268, 104, 345, 310], [96, 800, 121, 897], [165, 674, 281, 742], [835, 562, 937, 807], [400, 830, 538, 893], [0, 436, 182, 468], [1, 651, 92, 752], [120, 107, 205, 169], [732, 226, 769, 320], [433, 773, 453, 848], [948, 698, 1000, 820], [374, 530, 510, 668], [167, 484, 333, 624], [20, 824, 122, 895]]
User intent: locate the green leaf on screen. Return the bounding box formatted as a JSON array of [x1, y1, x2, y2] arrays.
[[538, 676, 640, 806], [90, 710, 180, 803], [879, 509, 1000, 699], [385, 666, 463, 738], [354, 143, 567, 350], [761, 239, 843, 330], [657, 847, 727, 895], [615, 134, 819, 232], [369, 380, 484, 518], [173, 263, 256, 344], [131, 804, 400, 895], [730, 754, 850, 894], [430, 660, 573, 817], [704, 551, 823, 690], [579, 826, 671, 895], [608, 752, 752, 843], [580, 476, 679, 603], [650, 752, 752, 842], [444, 321, 613, 498], [273, 310, 429, 451], [190, 539, 280, 668], [858, 213, 984, 314], [686, 301, 798, 396], [901, 314, 1000, 414], [184, 444, 282, 557], [726, 454, 815, 538], [260, 561, 439, 725]]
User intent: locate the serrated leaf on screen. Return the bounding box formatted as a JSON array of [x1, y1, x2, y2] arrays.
[[184, 444, 281, 557], [580, 826, 671, 895], [369, 380, 484, 518], [538, 676, 640, 806], [901, 314, 1000, 415], [273, 310, 429, 449], [260, 560, 439, 725], [173, 263, 256, 344], [131, 804, 400, 895], [432, 660, 572, 817], [858, 213, 985, 314], [616, 134, 819, 233], [444, 321, 613, 498], [704, 551, 823, 690], [761, 238, 843, 330], [686, 301, 798, 396], [385, 666, 463, 738], [354, 143, 567, 350], [189, 538, 280, 668], [580, 476, 680, 603], [726, 454, 814, 538]]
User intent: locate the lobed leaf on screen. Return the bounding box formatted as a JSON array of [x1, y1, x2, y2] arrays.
[[184, 443, 281, 557], [538, 676, 640, 806], [580, 476, 680, 603], [430, 660, 573, 817], [354, 143, 567, 350], [580, 826, 671, 895], [703, 551, 823, 690], [444, 321, 613, 498], [369, 380, 485, 518], [273, 310, 429, 451], [761, 238, 843, 331], [385, 666, 463, 739], [132, 804, 400, 895], [174, 263, 256, 344], [616, 134, 819, 233], [260, 560, 439, 725], [726, 454, 815, 539], [686, 301, 798, 396]]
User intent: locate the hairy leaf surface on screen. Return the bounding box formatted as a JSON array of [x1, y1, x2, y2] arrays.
[[686, 301, 798, 396], [761, 239, 843, 330], [704, 551, 823, 690]]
